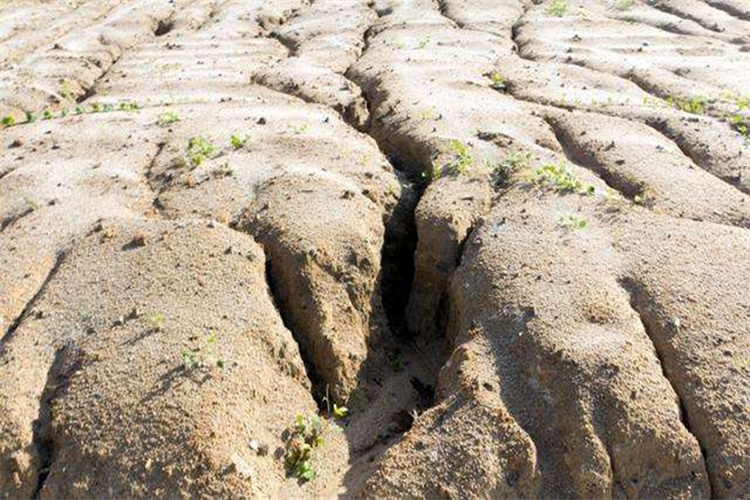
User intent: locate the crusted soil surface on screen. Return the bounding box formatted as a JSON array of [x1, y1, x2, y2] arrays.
[[0, 0, 748, 498]]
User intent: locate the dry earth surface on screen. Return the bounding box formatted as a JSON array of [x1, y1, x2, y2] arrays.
[[0, 0, 749, 498]]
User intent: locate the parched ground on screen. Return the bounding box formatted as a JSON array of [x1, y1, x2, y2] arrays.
[[0, 0, 748, 498]]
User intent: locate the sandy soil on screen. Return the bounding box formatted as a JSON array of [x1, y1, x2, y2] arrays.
[[0, 0, 748, 498]]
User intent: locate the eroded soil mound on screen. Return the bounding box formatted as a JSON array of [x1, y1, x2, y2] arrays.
[[0, 0, 748, 498]]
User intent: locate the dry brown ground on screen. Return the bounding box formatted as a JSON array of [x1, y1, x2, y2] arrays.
[[0, 0, 748, 498]]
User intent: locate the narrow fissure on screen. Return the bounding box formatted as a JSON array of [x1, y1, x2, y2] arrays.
[[1, 252, 66, 345], [620, 278, 715, 497]]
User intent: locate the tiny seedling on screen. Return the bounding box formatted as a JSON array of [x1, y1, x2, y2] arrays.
[[489, 71, 506, 90], [181, 329, 226, 370], [546, 0, 569, 16], [558, 214, 588, 231], [230, 134, 246, 150], [448, 139, 473, 174], [2, 115, 16, 127], [157, 111, 180, 127], [25, 110, 36, 123], [59, 80, 74, 101], [91, 102, 102, 113], [23, 196, 39, 211], [416, 36, 431, 49], [526, 162, 595, 195], [148, 312, 165, 332], [633, 194, 645, 205], [186, 136, 218, 168], [42, 109, 53, 120]]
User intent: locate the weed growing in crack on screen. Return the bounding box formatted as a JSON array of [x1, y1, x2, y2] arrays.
[[558, 214, 588, 231], [186, 136, 218, 168], [546, 0, 569, 16], [2, 115, 15, 127], [665, 95, 706, 115], [526, 162, 595, 195], [24, 110, 35, 123], [495, 149, 533, 181], [42, 109, 54, 120], [284, 392, 348, 482], [488, 71, 506, 91]]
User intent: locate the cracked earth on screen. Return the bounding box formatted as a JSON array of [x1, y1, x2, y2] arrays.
[[0, 0, 748, 498]]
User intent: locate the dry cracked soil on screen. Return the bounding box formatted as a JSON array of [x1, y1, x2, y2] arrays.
[[0, 0, 749, 498]]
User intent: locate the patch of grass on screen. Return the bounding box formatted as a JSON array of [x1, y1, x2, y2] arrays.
[[665, 95, 706, 115], [526, 162, 595, 195], [546, 0, 569, 16], [186, 136, 217, 168]]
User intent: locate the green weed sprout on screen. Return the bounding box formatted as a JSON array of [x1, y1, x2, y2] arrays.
[[2, 115, 16, 127], [186, 136, 217, 168], [157, 111, 180, 127], [489, 72, 506, 90], [526, 162, 595, 194], [546, 0, 569, 16]]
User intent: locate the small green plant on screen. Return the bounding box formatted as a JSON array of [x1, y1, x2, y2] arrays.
[[59, 80, 74, 101], [119, 101, 140, 112], [526, 162, 595, 195], [186, 136, 218, 168], [416, 36, 431, 49], [148, 312, 165, 332], [23, 196, 39, 211], [230, 134, 245, 150], [91, 102, 102, 113], [391, 352, 404, 372], [546, 0, 569, 16], [25, 110, 35, 123], [665, 95, 706, 115], [633, 194, 645, 205], [422, 160, 443, 181], [284, 413, 326, 481], [42, 109, 54, 120], [558, 214, 589, 230], [489, 71, 506, 90], [448, 139, 473, 173], [74, 106, 85, 115], [492, 149, 533, 186], [157, 111, 180, 127], [181, 329, 226, 370], [332, 404, 348, 419], [2, 115, 16, 127]]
